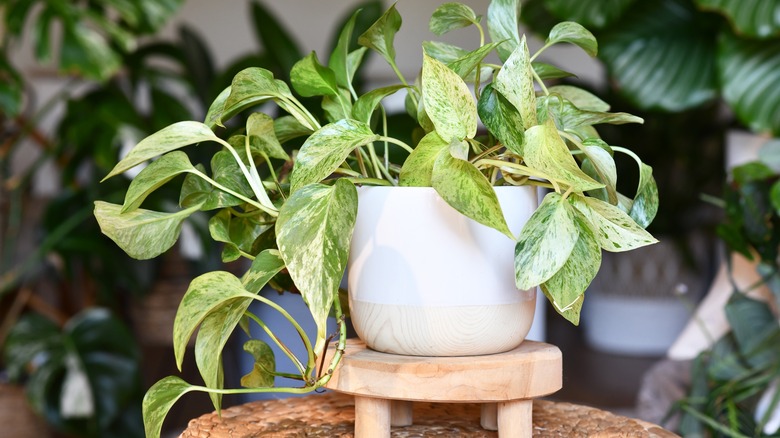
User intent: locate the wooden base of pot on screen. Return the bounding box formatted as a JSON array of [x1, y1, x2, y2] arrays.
[[324, 339, 562, 437]]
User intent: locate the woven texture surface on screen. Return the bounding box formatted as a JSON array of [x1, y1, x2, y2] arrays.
[[180, 391, 678, 437]]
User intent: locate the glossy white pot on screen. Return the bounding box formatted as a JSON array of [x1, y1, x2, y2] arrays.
[[348, 186, 538, 356]]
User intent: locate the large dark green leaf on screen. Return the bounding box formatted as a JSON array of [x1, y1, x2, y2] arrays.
[[276, 179, 357, 355], [477, 83, 524, 154], [543, 0, 636, 29], [3, 313, 62, 381], [697, 0, 780, 38], [515, 192, 579, 289], [718, 32, 780, 136], [431, 145, 513, 238], [725, 293, 780, 369], [598, 0, 719, 112]]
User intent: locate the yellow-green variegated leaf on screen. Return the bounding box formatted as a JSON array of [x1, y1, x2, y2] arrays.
[[205, 86, 231, 129], [487, 0, 521, 62], [94, 201, 202, 260], [358, 3, 402, 65], [432, 146, 513, 239], [240, 340, 275, 388], [290, 51, 339, 97], [172, 271, 255, 371], [540, 215, 601, 325], [494, 37, 537, 130], [580, 139, 617, 204], [627, 162, 659, 229], [275, 179, 357, 356], [523, 120, 603, 192], [399, 131, 449, 186], [122, 151, 196, 213], [104, 121, 218, 180], [274, 115, 313, 144], [446, 42, 501, 81], [546, 22, 597, 57], [570, 194, 658, 252], [143, 377, 196, 438], [429, 2, 480, 36], [548, 85, 610, 112], [290, 119, 379, 192], [422, 53, 477, 142], [515, 192, 578, 290], [353, 85, 407, 124], [247, 113, 289, 160]]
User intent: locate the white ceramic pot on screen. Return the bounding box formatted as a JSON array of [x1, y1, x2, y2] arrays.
[[348, 186, 538, 356]]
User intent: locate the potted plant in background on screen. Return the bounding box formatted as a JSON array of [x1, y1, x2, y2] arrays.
[[93, 0, 659, 436]]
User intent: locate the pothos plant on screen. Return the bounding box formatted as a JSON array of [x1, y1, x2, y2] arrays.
[[93, 1, 658, 436]]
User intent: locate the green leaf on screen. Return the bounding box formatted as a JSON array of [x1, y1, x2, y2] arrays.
[[276, 179, 357, 355], [240, 340, 276, 388], [212, 147, 255, 204], [546, 21, 597, 57], [329, 8, 362, 91], [540, 215, 601, 325], [242, 249, 286, 294], [532, 62, 576, 80], [291, 51, 340, 97], [422, 53, 477, 142], [221, 68, 311, 130], [515, 192, 579, 289], [274, 115, 314, 143], [358, 3, 402, 65], [94, 201, 202, 260], [142, 377, 196, 438], [523, 120, 604, 192], [487, 0, 522, 61], [250, 0, 302, 78], [3, 313, 61, 382], [445, 42, 501, 79], [718, 33, 780, 136], [758, 139, 780, 172], [732, 161, 775, 185], [422, 40, 469, 63], [598, 0, 718, 112], [204, 86, 231, 129], [570, 194, 657, 252], [121, 151, 195, 212], [725, 293, 779, 369], [399, 131, 450, 186], [627, 162, 659, 228], [696, 0, 780, 38], [247, 113, 289, 160], [538, 95, 642, 135], [352, 84, 407, 123], [0, 54, 23, 116], [322, 88, 353, 123], [208, 210, 267, 262], [477, 83, 524, 155], [60, 25, 121, 81], [494, 37, 537, 130], [580, 139, 618, 203], [290, 119, 379, 191], [104, 121, 218, 180], [548, 85, 610, 112], [431, 145, 513, 238], [429, 2, 480, 36], [542, 0, 636, 29], [173, 271, 255, 369]]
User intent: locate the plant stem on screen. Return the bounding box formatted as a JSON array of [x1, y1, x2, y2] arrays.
[[190, 169, 278, 216], [377, 136, 414, 154], [244, 311, 306, 377], [216, 138, 277, 213], [474, 158, 562, 193], [345, 177, 392, 187]]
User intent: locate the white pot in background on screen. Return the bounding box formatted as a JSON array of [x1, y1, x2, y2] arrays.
[[348, 186, 538, 356]]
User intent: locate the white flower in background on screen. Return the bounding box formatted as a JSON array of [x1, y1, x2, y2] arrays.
[[60, 354, 94, 418], [755, 377, 780, 435]]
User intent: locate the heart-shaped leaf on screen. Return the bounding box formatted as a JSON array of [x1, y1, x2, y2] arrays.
[[352, 84, 408, 123], [276, 179, 357, 355], [487, 0, 522, 61], [432, 146, 513, 238], [291, 51, 339, 97], [570, 194, 657, 251], [540, 214, 601, 325], [429, 2, 480, 36], [242, 249, 286, 294], [274, 115, 314, 143], [548, 85, 610, 111], [247, 113, 289, 160], [477, 83, 524, 155], [533, 62, 576, 80], [143, 377, 196, 438], [329, 8, 361, 92], [104, 121, 218, 180], [515, 192, 579, 289], [94, 201, 202, 260], [121, 151, 195, 213], [627, 162, 659, 228], [546, 21, 598, 56], [422, 53, 477, 142], [208, 210, 267, 262], [290, 119, 379, 191], [399, 131, 450, 186], [358, 3, 402, 65], [445, 42, 501, 79], [240, 340, 276, 388], [494, 38, 537, 130]]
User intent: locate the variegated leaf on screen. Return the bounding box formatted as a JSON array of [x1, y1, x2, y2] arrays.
[[487, 0, 521, 61], [290, 51, 339, 97], [122, 151, 195, 212], [399, 131, 449, 187], [547, 22, 597, 57], [290, 119, 379, 192], [494, 37, 537, 130], [104, 121, 218, 180], [328, 8, 361, 91], [240, 340, 276, 388], [523, 120, 603, 192], [247, 113, 289, 160], [445, 42, 501, 79], [432, 146, 513, 239], [548, 85, 609, 112], [205, 86, 231, 129], [540, 215, 601, 325], [276, 179, 357, 355], [570, 194, 657, 252], [477, 83, 524, 155], [429, 2, 480, 36], [515, 192, 578, 289], [580, 139, 617, 203], [352, 85, 407, 123], [274, 115, 313, 144], [94, 201, 202, 260], [628, 162, 659, 228], [242, 249, 286, 294], [143, 377, 196, 438], [422, 53, 477, 141], [358, 3, 402, 64]]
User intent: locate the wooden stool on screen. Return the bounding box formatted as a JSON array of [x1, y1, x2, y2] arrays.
[[323, 340, 562, 437]]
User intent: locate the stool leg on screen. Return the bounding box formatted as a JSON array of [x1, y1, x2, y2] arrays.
[[481, 403, 498, 431], [497, 399, 532, 438], [391, 400, 413, 426], [354, 396, 391, 437]]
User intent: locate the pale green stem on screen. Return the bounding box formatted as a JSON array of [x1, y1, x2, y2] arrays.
[[244, 311, 306, 377], [532, 69, 549, 96], [377, 136, 414, 154], [333, 167, 363, 177], [216, 138, 277, 213], [190, 169, 277, 216], [612, 146, 643, 168], [475, 158, 562, 193], [345, 177, 392, 186], [470, 144, 504, 163], [258, 151, 280, 186], [279, 95, 321, 131], [354, 148, 368, 177], [529, 42, 553, 63], [366, 143, 384, 181], [381, 106, 390, 170]]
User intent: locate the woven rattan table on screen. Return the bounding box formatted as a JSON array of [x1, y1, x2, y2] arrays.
[[179, 391, 678, 437]]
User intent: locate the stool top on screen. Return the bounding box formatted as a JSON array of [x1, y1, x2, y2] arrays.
[[179, 391, 679, 437], [324, 340, 562, 402]]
